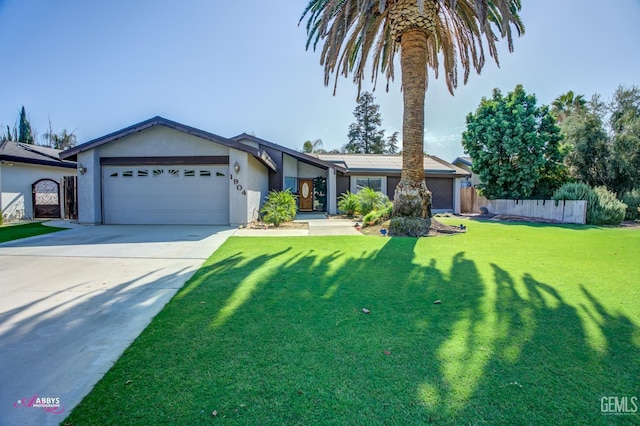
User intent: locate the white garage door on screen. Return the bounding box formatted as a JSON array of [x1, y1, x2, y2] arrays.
[[102, 165, 230, 225]]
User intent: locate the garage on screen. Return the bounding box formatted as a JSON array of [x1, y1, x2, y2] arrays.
[[425, 177, 454, 210], [102, 165, 229, 225]]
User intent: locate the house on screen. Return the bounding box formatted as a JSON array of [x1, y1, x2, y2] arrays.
[[317, 154, 470, 213], [59, 116, 468, 225], [0, 140, 77, 221], [452, 156, 481, 187]]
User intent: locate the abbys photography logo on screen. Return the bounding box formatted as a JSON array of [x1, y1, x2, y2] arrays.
[[13, 394, 64, 415], [601, 396, 638, 416]]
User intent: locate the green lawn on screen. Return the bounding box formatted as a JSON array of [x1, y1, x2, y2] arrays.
[[0, 221, 65, 243], [65, 219, 639, 425]]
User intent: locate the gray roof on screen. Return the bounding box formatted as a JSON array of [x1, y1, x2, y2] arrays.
[[60, 116, 277, 172], [232, 133, 347, 173], [0, 140, 76, 169], [452, 156, 473, 167], [317, 154, 470, 177]]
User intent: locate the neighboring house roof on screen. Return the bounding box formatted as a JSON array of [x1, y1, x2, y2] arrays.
[[0, 140, 77, 169], [317, 154, 470, 177], [60, 116, 277, 172], [452, 156, 473, 168], [232, 133, 347, 173]]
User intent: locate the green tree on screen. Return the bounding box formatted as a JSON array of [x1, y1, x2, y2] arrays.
[[561, 85, 640, 195], [344, 92, 386, 154], [386, 131, 400, 154], [302, 138, 324, 153], [562, 107, 611, 187], [551, 90, 586, 123], [301, 0, 523, 235], [2, 124, 17, 142], [18, 106, 34, 144], [462, 85, 565, 199], [43, 128, 77, 150], [609, 85, 640, 194]]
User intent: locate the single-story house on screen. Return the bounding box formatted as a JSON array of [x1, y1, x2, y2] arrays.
[[452, 156, 482, 187], [317, 154, 470, 213], [0, 140, 77, 221], [59, 116, 469, 225]]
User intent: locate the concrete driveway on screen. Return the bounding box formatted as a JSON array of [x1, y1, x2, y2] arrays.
[[0, 224, 234, 426]]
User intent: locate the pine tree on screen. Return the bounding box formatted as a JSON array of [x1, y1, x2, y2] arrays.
[[344, 92, 386, 154], [386, 131, 400, 154], [18, 106, 34, 144]]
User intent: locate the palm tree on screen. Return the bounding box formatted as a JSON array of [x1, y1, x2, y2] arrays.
[[301, 0, 523, 234], [302, 138, 324, 153], [552, 90, 586, 123], [43, 128, 77, 150]]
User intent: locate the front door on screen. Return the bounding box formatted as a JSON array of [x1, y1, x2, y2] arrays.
[[299, 179, 313, 212]]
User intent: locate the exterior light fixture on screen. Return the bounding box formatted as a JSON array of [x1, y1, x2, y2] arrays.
[[234, 161, 240, 174], [78, 163, 87, 175]]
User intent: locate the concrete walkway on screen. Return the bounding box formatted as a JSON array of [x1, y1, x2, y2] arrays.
[[0, 224, 234, 426], [233, 215, 363, 237]]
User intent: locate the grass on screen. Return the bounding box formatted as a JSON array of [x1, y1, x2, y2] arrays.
[[0, 221, 65, 243], [64, 219, 639, 425]]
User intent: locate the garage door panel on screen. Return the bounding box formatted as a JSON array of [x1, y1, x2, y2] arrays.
[[426, 177, 453, 210], [103, 165, 229, 225]]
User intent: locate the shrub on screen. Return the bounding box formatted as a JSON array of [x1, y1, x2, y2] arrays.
[[362, 203, 392, 227], [621, 189, 640, 221], [552, 182, 592, 202], [357, 187, 390, 216], [337, 192, 359, 217], [260, 190, 297, 227], [589, 186, 627, 225], [553, 183, 627, 225], [0, 209, 3, 226]]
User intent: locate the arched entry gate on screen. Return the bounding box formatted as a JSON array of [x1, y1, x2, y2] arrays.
[[32, 178, 61, 219]]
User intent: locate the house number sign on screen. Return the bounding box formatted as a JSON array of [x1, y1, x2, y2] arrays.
[[229, 174, 246, 195]]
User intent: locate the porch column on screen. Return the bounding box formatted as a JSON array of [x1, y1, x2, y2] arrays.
[[327, 167, 337, 214], [453, 178, 462, 214]]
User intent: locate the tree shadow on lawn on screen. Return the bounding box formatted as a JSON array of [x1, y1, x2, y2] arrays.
[[65, 237, 639, 425]]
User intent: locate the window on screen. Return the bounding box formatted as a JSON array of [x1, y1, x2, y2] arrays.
[[168, 169, 179, 177], [153, 169, 164, 177], [109, 172, 118, 178], [122, 170, 133, 177], [356, 177, 382, 192], [184, 169, 195, 177], [216, 172, 225, 177], [199, 170, 211, 177], [284, 177, 298, 192], [137, 170, 148, 177]]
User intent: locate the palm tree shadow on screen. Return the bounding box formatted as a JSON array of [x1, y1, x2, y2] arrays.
[[446, 268, 640, 423], [62, 237, 640, 424]]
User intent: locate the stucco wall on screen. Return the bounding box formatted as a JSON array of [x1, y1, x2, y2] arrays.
[[1, 163, 74, 221], [297, 162, 326, 179], [77, 150, 102, 224], [99, 126, 229, 157], [228, 150, 268, 225]]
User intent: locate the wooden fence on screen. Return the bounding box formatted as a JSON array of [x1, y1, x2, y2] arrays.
[[460, 187, 488, 213], [486, 199, 587, 224], [460, 187, 587, 224]]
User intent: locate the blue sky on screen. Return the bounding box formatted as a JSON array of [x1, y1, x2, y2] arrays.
[[0, 0, 638, 161]]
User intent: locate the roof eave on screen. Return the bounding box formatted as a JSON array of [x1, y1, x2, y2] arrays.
[[0, 155, 77, 169]]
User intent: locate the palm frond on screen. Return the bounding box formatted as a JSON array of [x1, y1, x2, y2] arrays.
[[300, 0, 524, 95]]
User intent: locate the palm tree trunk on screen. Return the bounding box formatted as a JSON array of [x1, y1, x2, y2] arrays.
[[391, 28, 432, 224]]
